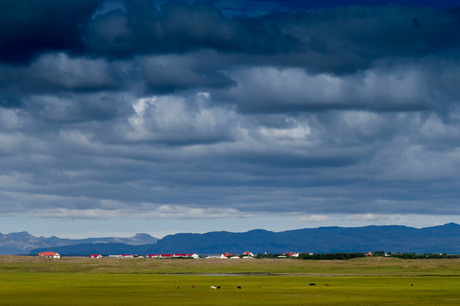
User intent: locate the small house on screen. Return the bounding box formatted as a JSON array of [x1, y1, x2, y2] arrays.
[[90, 254, 102, 259]]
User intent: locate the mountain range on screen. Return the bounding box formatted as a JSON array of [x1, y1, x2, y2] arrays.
[[0, 231, 158, 255], [1, 223, 459, 256]]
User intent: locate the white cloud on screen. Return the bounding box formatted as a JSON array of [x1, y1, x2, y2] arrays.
[[298, 214, 332, 222], [125, 94, 237, 143], [347, 213, 410, 223], [32, 208, 122, 219], [133, 204, 251, 219], [28, 203, 252, 220]]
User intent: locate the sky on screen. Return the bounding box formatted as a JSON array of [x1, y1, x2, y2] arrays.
[[1, 0, 460, 239]]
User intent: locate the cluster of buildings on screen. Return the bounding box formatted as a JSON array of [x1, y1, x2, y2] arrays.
[[105, 253, 199, 259], [38, 251, 310, 259]]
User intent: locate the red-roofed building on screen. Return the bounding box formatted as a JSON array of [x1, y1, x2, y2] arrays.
[[221, 253, 234, 258], [38, 252, 60, 258], [283, 252, 300, 257], [148, 253, 198, 258], [147, 254, 161, 258], [122, 254, 135, 258], [90, 254, 102, 258]]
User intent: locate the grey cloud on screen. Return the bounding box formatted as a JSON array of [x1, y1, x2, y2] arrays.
[[2, 1, 460, 222], [121, 93, 238, 145], [0, 54, 120, 95], [22, 93, 132, 123], [214, 64, 436, 113], [141, 55, 236, 94]]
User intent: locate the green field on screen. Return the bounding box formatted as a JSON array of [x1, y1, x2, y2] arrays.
[[1, 256, 460, 305]]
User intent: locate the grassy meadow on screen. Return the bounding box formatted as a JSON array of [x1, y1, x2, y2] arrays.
[[0, 256, 460, 305]]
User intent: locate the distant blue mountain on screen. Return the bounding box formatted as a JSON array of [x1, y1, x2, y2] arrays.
[[27, 223, 460, 256], [0, 232, 158, 255]]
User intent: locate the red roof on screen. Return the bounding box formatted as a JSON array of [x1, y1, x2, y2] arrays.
[[38, 252, 58, 256]]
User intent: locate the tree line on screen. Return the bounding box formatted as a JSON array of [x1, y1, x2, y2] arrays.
[[255, 252, 460, 260]]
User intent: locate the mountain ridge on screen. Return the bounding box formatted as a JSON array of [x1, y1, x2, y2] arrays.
[[23, 223, 460, 256]]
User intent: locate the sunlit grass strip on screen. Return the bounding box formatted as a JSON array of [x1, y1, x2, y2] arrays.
[[1, 273, 460, 305]]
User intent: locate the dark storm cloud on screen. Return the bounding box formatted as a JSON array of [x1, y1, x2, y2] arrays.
[[2, 0, 460, 69], [83, 1, 297, 58], [81, 3, 460, 75], [2, 1, 460, 101], [256, 5, 460, 74], [0, 0, 102, 64]]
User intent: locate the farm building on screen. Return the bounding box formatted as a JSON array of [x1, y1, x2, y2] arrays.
[[283, 252, 300, 257], [38, 252, 60, 258], [90, 254, 102, 258], [147, 254, 161, 258], [158, 254, 174, 258], [147, 254, 194, 258], [221, 253, 234, 258]]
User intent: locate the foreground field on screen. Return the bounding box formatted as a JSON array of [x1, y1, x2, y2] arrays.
[[0, 256, 460, 305]]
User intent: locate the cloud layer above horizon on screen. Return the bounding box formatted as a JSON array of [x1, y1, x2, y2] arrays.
[[1, 0, 460, 228]]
